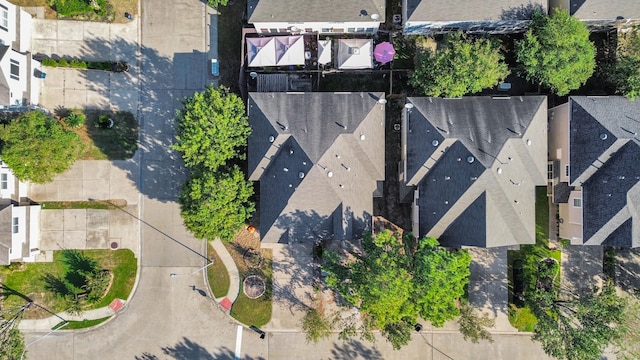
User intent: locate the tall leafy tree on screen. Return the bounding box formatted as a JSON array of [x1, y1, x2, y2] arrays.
[[323, 231, 472, 350], [530, 283, 627, 360], [410, 33, 510, 97], [179, 166, 254, 242], [0, 111, 84, 183], [607, 27, 640, 99], [515, 9, 596, 95], [173, 85, 250, 172]]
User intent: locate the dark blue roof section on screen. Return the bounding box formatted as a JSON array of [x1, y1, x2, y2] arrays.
[[601, 218, 632, 247], [582, 141, 640, 241], [405, 104, 446, 182], [438, 192, 487, 248], [417, 141, 485, 233], [569, 100, 616, 184], [259, 137, 313, 238]]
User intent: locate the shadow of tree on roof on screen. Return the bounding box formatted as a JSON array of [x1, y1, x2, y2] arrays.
[[500, 3, 544, 21]]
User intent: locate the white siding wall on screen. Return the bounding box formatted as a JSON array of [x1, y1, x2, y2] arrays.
[[253, 21, 380, 34], [0, 48, 28, 105], [9, 205, 25, 261], [0, 0, 17, 47]]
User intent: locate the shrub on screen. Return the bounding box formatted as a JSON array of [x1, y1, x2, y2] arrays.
[[58, 58, 68, 67], [64, 112, 85, 128], [42, 57, 58, 67], [70, 59, 88, 69]]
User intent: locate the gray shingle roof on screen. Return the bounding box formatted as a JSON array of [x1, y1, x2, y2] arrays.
[[248, 92, 385, 243], [570, 0, 640, 20], [406, 96, 548, 248], [405, 0, 546, 22], [569, 96, 640, 247], [248, 0, 385, 23]]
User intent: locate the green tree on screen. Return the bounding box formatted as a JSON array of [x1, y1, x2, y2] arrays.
[[207, 0, 228, 7], [0, 328, 26, 360], [301, 307, 333, 344], [0, 111, 84, 183], [457, 302, 495, 344], [515, 9, 596, 96], [323, 231, 472, 350], [179, 166, 254, 242], [410, 33, 510, 97], [173, 85, 250, 172], [530, 283, 627, 360], [608, 27, 640, 99]]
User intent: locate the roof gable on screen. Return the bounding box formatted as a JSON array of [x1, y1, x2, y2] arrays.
[[248, 92, 385, 243], [408, 96, 547, 247]]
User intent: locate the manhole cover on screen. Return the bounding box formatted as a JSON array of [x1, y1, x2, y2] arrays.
[[110, 242, 119, 250], [243, 275, 266, 299]]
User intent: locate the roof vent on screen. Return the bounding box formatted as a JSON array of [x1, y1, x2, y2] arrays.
[[360, 9, 368, 16], [378, 99, 387, 105], [360, 133, 366, 141], [497, 168, 503, 174], [299, 172, 305, 179], [600, 133, 608, 140], [404, 103, 414, 110], [268, 135, 275, 143], [467, 156, 475, 164], [349, 47, 360, 55], [432, 139, 439, 147], [445, 176, 451, 180], [283, 167, 289, 172], [371, 13, 380, 20], [526, 139, 532, 146], [289, 148, 294, 155], [327, 171, 334, 178]]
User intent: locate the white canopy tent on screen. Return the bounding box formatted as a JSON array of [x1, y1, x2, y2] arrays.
[[247, 37, 277, 67], [317, 39, 332, 65], [275, 35, 305, 66], [337, 39, 373, 70]]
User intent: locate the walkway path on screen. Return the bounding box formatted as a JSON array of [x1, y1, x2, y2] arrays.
[[211, 239, 241, 307]]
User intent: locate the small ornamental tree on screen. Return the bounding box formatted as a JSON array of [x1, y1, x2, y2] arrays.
[[0, 111, 84, 183], [179, 166, 254, 242], [515, 9, 596, 96], [173, 85, 250, 172], [410, 33, 510, 97], [323, 231, 472, 350]]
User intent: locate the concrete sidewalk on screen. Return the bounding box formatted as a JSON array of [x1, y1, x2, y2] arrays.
[[19, 303, 119, 332], [211, 239, 240, 308]]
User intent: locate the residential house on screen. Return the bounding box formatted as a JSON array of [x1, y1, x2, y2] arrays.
[[248, 92, 385, 243], [402, 0, 547, 35], [0, 0, 40, 106], [549, 0, 640, 29], [247, 0, 385, 35], [401, 96, 548, 248], [549, 96, 640, 247], [0, 161, 41, 265]]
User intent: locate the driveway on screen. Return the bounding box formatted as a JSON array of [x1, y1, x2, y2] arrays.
[[561, 245, 603, 296], [31, 19, 139, 111], [467, 247, 516, 331]]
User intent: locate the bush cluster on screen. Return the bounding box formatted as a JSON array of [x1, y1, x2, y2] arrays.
[[64, 112, 85, 128], [49, 0, 109, 17], [41, 57, 123, 71]]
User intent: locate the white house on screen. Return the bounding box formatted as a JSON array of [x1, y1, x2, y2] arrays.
[[247, 0, 385, 35], [0, 161, 41, 265], [0, 0, 40, 107]]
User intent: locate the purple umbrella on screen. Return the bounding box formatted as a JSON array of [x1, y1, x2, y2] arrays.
[[374, 41, 396, 64]]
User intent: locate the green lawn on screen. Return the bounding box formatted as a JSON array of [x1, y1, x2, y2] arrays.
[[230, 253, 273, 327], [207, 242, 230, 298], [1, 249, 137, 318], [52, 316, 111, 330]]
